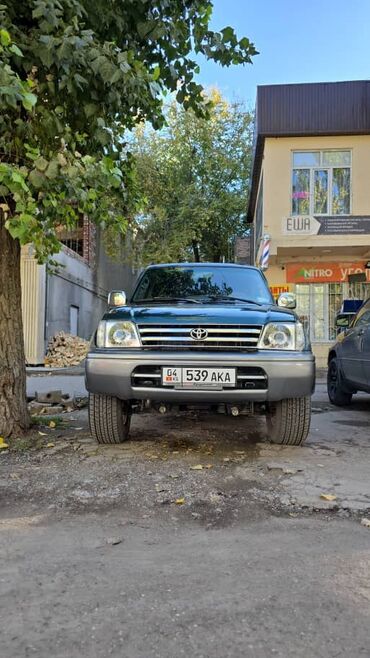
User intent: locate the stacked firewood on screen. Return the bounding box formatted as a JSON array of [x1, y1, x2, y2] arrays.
[[44, 332, 89, 367]]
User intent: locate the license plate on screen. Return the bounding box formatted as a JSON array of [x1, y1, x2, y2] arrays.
[[162, 367, 236, 389]]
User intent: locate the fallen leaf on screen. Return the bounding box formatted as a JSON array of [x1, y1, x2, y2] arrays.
[[320, 493, 337, 501], [361, 518, 370, 528], [38, 431, 47, 436], [46, 442, 55, 448], [190, 464, 203, 470], [175, 498, 185, 505], [0, 437, 9, 449], [223, 457, 230, 462], [10, 473, 20, 480], [205, 464, 213, 469], [49, 421, 56, 429]]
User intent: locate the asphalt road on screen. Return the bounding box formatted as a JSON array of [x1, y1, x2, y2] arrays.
[[3, 375, 370, 658], [1, 514, 369, 658]]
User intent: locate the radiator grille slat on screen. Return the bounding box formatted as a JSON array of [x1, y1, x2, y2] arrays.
[[137, 324, 262, 351]]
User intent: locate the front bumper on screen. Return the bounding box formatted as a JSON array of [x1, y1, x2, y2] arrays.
[[85, 350, 315, 403]]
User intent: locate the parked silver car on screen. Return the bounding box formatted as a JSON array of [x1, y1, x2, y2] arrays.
[[327, 298, 370, 405]]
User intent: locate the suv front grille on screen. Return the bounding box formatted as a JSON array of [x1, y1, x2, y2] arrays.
[[131, 366, 268, 390], [137, 324, 262, 351]]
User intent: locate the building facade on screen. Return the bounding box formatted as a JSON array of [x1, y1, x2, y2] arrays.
[[248, 81, 370, 365], [21, 221, 136, 365]]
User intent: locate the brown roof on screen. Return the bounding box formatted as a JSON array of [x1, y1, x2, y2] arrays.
[[247, 80, 370, 221]]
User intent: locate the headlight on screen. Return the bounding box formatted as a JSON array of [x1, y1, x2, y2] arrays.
[[96, 321, 141, 348], [258, 322, 305, 351]]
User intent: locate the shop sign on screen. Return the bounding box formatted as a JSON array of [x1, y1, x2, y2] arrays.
[[270, 285, 292, 297], [286, 262, 370, 284], [282, 215, 370, 236]]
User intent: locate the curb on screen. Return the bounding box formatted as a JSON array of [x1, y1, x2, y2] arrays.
[[26, 366, 85, 377]]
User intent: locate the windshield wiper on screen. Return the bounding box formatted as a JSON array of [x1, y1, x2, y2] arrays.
[[205, 295, 264, 306], [134, 296, 203, 304]]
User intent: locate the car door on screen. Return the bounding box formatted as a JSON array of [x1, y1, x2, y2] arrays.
[[340, 300, 370, 389], [360, 306, 370, 390]]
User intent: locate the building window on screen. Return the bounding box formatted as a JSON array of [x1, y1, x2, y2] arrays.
[[292, 150, 351, 216], [57, 215, 95, 265], [59, 216, 84, 257], [296, 282, 370, 342]]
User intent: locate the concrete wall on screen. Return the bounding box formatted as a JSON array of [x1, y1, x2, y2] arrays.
[[95, 230, 137, 301], [46, 231, 136, 344], [46, 248, 100, 341], [21, 228, 137, 362]]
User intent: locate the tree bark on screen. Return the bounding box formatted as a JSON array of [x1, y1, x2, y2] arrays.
[[0, 214, 30, 437], [192, 240, 200, 262]]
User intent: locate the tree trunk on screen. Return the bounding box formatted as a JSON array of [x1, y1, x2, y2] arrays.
[[0, 214, 30, 437], [192, 240, 200, 262]]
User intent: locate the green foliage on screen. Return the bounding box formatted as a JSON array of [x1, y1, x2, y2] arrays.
[[130, 90, 254, 264], [0, 1, 257, 259]]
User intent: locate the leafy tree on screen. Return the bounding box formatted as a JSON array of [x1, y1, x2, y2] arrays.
[[0, 0, 257, 437], [131, 89, 254, 264]]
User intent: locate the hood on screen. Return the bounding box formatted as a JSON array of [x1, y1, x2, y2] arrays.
[[105, 303, 297, 325]]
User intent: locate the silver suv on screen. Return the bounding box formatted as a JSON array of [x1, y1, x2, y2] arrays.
[[86, 263, 315, 445]]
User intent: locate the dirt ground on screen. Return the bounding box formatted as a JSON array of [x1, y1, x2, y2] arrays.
[[1, 381, 370, 657]]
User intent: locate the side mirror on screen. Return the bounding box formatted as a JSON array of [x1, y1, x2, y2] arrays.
[[335, 313, 351, 328], [277, 292, 296, 309], [108, 290, 127, 307]]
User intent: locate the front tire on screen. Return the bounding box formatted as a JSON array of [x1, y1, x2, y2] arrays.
[[266, 396, 311, 446], [89, 394, 131, 444], [327, 357, 352, 406]]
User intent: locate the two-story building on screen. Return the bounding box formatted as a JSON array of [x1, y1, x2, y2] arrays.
[[247, 81, 370, 365]]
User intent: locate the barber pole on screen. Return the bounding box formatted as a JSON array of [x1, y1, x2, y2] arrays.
[[257, 234, 270, 271]]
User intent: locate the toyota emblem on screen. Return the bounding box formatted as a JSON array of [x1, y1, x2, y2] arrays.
[[190, 327, 208, 341]]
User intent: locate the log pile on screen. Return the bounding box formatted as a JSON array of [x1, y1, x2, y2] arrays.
[[44, 332, 89, 367]]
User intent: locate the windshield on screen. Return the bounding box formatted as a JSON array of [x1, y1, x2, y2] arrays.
[[131, 266, 273, 305]]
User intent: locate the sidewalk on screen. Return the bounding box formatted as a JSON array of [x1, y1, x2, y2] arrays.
[[26, 372, 86, 398], [26, 364, 85, 377]]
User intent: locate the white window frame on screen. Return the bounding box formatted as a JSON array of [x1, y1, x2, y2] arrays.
[[291, 149, 352, 216]]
